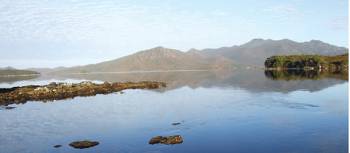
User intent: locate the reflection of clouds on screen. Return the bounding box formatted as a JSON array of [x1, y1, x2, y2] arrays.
[[0, 77, 347, 152], [322, 99, 348, 115], [248, 94, 320, 110]]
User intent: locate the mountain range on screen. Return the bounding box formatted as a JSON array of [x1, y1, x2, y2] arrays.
[[41, 39, 348, 74]]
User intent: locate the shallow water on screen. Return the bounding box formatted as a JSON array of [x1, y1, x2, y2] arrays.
[[0, 70, 348, 153]]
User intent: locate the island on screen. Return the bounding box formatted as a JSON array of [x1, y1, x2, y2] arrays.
[[264, 54, 348, 72]]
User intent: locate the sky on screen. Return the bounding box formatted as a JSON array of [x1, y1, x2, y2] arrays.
[[0, 0, 348, 68]]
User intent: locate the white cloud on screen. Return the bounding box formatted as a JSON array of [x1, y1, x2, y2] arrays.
[[211, 10, 229, 16], [262, 4, 302, 23], [329, 16, 348, 31]]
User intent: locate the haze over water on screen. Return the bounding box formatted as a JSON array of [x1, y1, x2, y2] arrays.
[[0, 70, 347, 153]]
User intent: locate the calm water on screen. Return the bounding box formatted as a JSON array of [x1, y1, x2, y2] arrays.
[[0, 70, 348, 153]]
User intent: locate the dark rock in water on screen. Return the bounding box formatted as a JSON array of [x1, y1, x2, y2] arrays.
[[172, 122, 181, 126], [149, 136, 163, 144], [53, 145, 62, 148], [4, 106, 15, 110], [69, 140, 99, 149], [149, 135, 183, 145]]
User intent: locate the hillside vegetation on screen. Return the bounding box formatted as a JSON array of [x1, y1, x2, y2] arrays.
[[264, 54, 348, 72]]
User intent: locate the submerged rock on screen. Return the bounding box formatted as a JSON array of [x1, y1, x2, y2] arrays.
[[69, 140, 99, 149], [53, 145, 62, 148], [149, 135, 183, 145], [172, 122, 181, 126], [4, 106, 15, 110]]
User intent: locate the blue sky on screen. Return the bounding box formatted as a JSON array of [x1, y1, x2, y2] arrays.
[[0, 0, 348, 68]]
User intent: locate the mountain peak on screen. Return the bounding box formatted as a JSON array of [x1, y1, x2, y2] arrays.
[[279, 38, 293, 42], [145, 46, 180, 52], [243, 38, 269, 46], [308, 40, 324, 44], [152, 46, 166, 50], [249, 38, 265, 43], [187, 48, 200, 53]]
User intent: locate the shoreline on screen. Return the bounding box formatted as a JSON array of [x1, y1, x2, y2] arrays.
[[0, 74, 41, 77]]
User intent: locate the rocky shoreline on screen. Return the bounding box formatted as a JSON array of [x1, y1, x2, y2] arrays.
[[0, 81, 166, 106]]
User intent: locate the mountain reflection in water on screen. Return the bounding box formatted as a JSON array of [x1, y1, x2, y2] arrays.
[[55, 69, 348, 93], [0, 69, 347, 153], [0, 75, 39, 84], [265, 69, 348, 81], [1, 69, 345, 93]]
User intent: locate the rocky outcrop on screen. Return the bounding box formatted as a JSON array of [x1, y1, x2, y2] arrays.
[[149, 135, 183, 145], [0, 81, 166, 105]]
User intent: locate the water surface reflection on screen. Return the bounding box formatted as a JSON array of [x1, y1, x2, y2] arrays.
[[0, 69, 347, 153], [43, 69, 348, 93]]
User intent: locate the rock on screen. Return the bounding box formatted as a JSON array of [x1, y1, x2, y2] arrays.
[[53, 145, 62, 148], [48, 82, 57, 87], [69, 140, 99, 149], [149, 135, 183, 145], [172, 122, 181, 126], [4, 106, 15, 110], [149, 136, 162, 144]]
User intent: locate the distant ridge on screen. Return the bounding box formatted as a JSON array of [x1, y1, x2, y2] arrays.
[[52, 46, 234, 74], [50, 39, 348, 74], [201, 39, 348, 66]]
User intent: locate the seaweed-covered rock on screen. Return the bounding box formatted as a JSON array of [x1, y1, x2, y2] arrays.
[[149, 135, 183, 145], [69, 140, 99, 149], [172, 122, 181, 126]]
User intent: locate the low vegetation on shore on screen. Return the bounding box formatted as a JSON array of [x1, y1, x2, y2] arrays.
[[264, 54, 348, 72]]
